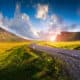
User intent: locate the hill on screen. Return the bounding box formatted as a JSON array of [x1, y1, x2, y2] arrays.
[[56, 32, 80, 41], [0, 27, 27, 42]]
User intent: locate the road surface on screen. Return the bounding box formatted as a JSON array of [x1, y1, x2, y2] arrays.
[[30, 44, 80, 80]]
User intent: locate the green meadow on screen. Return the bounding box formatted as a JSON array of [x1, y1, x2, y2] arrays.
[[0, 41, 79, 80]]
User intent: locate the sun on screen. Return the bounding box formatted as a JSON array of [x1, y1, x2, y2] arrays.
[[50, 36, 56, 41]]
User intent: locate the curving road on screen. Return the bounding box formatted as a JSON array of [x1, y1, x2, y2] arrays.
[[30, 44, 80, 80]]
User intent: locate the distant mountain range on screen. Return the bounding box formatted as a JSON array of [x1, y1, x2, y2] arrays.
[[0, 27, 27, 42], [56, 32, 80, 41], [0, 27, 80, 42]]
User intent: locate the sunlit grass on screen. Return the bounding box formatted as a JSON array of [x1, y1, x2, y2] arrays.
[[0, 42, 30, 53], [37, 41, 80, 50], [0, 41, 74, 80]]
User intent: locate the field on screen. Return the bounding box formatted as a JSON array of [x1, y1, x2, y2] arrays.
[[0, 41, 79, 80], [0, 42, 30, 53], [37, 41, 80, 50]]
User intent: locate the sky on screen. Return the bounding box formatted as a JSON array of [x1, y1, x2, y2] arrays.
[[0, 0, 80, 41]]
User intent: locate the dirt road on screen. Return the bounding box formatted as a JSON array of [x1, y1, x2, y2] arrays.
[[30, 44, 80, 80]]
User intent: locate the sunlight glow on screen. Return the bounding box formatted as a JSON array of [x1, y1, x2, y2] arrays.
[[50, 36, 56, 41]]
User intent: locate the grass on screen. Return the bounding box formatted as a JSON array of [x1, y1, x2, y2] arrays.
[[37, 41, 80, 50], [0, 41, 79, 80], [0, 42, 30, 53]]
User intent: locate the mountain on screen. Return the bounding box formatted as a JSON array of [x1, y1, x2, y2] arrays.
[[56, 32, 80, 41], [0, 27, 27, 42]]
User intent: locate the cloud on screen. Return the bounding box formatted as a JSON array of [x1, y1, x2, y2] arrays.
[[0, 13, 3, 25], [36, 4, 48, 20], [37, 14, 78, 41], [0, 4, 80, 41], [48, 14, 69, 32], [68, 24, 80, 32], [0, 4, 39, 40], [38, 13, 80, 41]]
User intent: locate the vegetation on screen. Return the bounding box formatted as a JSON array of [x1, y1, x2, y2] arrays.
[[0, 42, 73, 80], [0, 42, 30, 53], [37, 41, 80, 50]]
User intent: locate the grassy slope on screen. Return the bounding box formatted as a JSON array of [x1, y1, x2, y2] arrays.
[[0, 28, 26, 42], [0, 42, 72, 80]]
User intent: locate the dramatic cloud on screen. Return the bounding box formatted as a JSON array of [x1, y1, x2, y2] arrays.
[[38, 14, 67, 41], [36, 4, 48, 20], [48, 15, 69, 32], [0, 4, 39, 40], [38, 13, 80, 41], [0, 4, 80, 41]]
